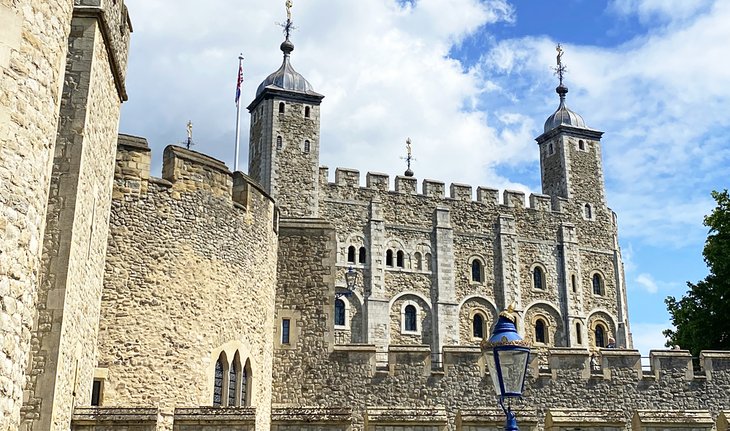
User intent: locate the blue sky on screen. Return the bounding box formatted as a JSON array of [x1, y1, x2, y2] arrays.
[[120, 0, 730, 357]]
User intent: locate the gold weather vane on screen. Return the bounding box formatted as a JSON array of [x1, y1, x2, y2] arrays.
[[555, 43, 567, 86]]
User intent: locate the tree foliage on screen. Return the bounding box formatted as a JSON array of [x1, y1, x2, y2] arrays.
[[664, 190, 730, 356]]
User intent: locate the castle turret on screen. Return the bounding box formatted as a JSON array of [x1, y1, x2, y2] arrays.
[[247, 24, 324, 218]]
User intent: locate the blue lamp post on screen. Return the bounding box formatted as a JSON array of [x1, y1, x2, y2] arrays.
[[482, 303, 531, 431]]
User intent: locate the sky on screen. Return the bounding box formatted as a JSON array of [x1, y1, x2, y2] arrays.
[[120, 0, 730, 358]]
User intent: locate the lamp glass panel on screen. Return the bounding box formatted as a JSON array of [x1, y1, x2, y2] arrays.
[[485, 353, 502, 396], [496, 348, 530, 395]]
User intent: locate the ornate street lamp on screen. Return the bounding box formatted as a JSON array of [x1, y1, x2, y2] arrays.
[[336, 266, 359, 298], [482, 303, 531, 431]]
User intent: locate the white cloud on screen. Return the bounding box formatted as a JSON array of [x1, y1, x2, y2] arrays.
[[608, 0, 715, 24], [635, 273, 658, 294], [630, 321, 671, 358]]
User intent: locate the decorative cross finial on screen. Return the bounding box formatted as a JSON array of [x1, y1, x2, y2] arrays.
[[185, 120, 194, 150], [554, 43, 567, 86]]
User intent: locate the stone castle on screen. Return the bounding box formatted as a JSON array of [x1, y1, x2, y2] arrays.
[[1, 1, 729, 431]]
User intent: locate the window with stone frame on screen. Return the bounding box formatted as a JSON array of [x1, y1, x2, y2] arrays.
[[347, 245, 356, 263], [595, 324, 606, 347], [278, 102, 285, 114], [533, 266, 545, 290], [396, 250, 405, 268], [592, 273, 604, 296], [303, 140, 310, 153], [386, 250, 394, 267], [404, 304, 417, 332], [241, 360, 251, 406], [213, 354, 225, 406], [413, 252, 422, 270], [535, 319, 547, 344], [576, 322, 583, 345], [282, 318, 291, 344], [471, 259, 484, 283], [304, 106, 311, 118], [473, 313, 485, 339], [334, 298, 346, 327], [276, 135, 283, 150], [584, 203, 593, 219], [571, 274, 577, 293], [425, 253, 432, 271], [358, 247, 366, 264], [228, 355, 240, 407]]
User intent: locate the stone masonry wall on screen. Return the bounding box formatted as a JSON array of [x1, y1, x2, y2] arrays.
[[22, 10, 129, 430], [0, 1, 73, 429], [96, 142, 278, 431]]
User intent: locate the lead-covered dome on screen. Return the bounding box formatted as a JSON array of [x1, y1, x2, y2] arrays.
[[543, 84, 586, 132], [255, 38, 317, 97]]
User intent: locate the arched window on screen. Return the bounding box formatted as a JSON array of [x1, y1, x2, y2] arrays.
[[425, 253, 432, 271], [213, 355, 224, 406], [471, 259, 483, 283], [571, 274, 577, 293], [533, 266, 545, 290], [334, 299, 346, 326], [358, 247, 366, 264], [584, 204, 592, 219], [229, 355, 240, 406], [548, 143, 554, 154], [404, 304, 417, 332], [278, 102, 285, 114], [413, 252, 422, 270], [396, 250, 404, 268], [595, 324, 606, 347], [578, 139, 585, 150], [576, 322, 583, 345], [241, 359, 251, 406], [276, 135, 283, 150], [473, 313, 485, 339], [347, 246, 356, 263], [304, 106, 311, 118], [535, 319, 547, 344], [386, 250, 394, 267], [592, 273, 603, 295], [303, 140, 310, 153]]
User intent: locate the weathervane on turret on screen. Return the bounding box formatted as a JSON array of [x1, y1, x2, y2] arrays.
[[185, 120, 195, 150], [402, 138, 415, 177], [554, 43, 567, 87], [279, 0, 296, 39]]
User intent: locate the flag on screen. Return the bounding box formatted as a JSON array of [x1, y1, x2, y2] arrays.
[[235, 60, 244, 105]]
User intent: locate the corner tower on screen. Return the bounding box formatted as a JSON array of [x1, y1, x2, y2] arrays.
[[536, 46, 606, 213], [247, 23, 324, 218]]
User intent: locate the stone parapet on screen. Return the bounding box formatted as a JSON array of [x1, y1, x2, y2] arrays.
[[365, 407, 448, 428], [649, 349, 694, 380], [545, 409, 626, 431], [387, 344, 432, 376], [173, 407, 256, 429], [271, 407, 352, 425], [163, 145, 232, 197], [631, 410, 714, 431], [71, 407, 158, 430]]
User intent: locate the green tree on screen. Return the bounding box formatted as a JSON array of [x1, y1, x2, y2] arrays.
[[664, 190, 730, 356]]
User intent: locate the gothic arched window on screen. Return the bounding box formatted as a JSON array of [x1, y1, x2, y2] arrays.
[[593, 273, 603, 295], [347, 246, 356, 263], [473, 313, 485, 339], [533, 266, 545, 290], [535, 319, 547, 344], [241, 359, 251, 406], [404, 304, 417, 332], [213, 354, 225, 406], [228, 355, 240, 406], [334, 299, 346, 326], [358, 247, 366, 264], [595, 324, 606, 348]]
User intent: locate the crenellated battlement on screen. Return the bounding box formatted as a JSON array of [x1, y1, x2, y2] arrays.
[[115, 134, 274, 211], [331, 345, 730, 384], [320, 166, 572, 213]]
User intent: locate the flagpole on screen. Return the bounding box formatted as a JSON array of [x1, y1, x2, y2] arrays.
[[234, 54, 244, 172]]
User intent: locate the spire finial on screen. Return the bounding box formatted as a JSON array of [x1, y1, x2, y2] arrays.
[[553, 43, 568, 101], [402, 138, 415, 177], [278, 0, 296, 55], [185, 121, 194, 150]]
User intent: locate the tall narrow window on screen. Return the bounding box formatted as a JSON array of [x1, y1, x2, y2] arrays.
[[305, 106, 311, 118], [414, 252, 422, 270], [578, 139, 585, 150], [276, 135, 283, 150], [304, 140, 310, 153], [228, 357, 239, 406], [595, 324, 606, 348], [576, 322, 583, 345], [91, 380, 102, 406], [279, 102, 285, 113], [533, 267, 544, 290], [334, 299, 346, 326], [241, 360, 251, 406], [396, 250, 404, 268], [358, 247, 366, 264], [473, 313, 484, 339], [585, 204, 592, 219], [592, 274, 603, 295], [404, 305, 417, 332], [471, 260, 483, 282], [425, 253, 432, 271], [535, 319, 546, 344], [571, 274, 577, 293], [213, 356, 224, 406], [386, 250, 394, 267], [548, 143, 554, 154], [347, 246, 356, 263], [282, 319, 291, 344]]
